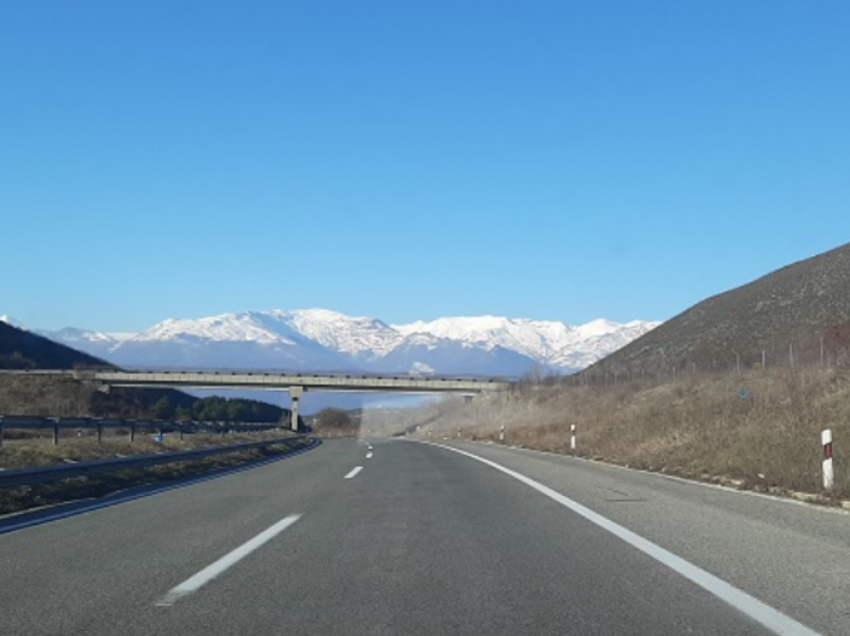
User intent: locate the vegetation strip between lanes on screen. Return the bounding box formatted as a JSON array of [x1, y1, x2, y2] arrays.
[[420, 441, 823, 636], [0, 440, 320, 535], [0, 437, 302, 487], [155, 513, 302, 607]]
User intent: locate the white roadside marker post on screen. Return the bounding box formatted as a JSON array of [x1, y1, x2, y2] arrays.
[[499, 424, 505, 442], [570, 424, 577, 453], [822, 429, 834, 491]]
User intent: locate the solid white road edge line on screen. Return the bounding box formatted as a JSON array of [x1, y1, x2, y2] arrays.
[[479, 441, 849, 515], [155, 513, 302, 607], [423, 441, 823, 636], [345, 466, 363, 479]]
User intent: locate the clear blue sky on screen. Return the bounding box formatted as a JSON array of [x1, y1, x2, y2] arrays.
[[2, 1, 849, 333]]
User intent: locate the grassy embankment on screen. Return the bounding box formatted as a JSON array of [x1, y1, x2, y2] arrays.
[[419, 367, 850, 503], [0, 430, 306, 516]]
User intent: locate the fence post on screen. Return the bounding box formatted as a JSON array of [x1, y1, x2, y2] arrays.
[[97, 420, 103, 444], [129, 422, 136, 443], [0, 419, 4, 448], [822, 429, 834, 491], [53, 418, 60, 445]]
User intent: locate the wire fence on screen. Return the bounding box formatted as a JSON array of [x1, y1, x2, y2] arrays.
[[526, 336, 850, 388], [0, 416, 280, 446]]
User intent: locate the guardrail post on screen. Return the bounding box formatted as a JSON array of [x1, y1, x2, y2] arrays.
[[96, 420, 103, 444], [0, 419, 4, 448], [52, 418, 60, 445], [129, 422, 136, 443], [178, 424, 184, 441]]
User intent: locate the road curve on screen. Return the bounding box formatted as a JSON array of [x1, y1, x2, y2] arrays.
[[0, 437, 846, 635]]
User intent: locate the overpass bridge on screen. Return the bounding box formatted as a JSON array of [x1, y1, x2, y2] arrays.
[[5, 370, 510, 431]]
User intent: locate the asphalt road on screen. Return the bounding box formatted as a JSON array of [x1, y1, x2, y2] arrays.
[[0, 437, 847, 636]]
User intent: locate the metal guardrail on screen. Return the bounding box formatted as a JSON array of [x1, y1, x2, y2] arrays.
[[0, 416, 280, 445], [0, 436, 310, 488]]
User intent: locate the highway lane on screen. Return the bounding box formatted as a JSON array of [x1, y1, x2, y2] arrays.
[[438, 439, 850, 636], [0, 437, 842, 635]]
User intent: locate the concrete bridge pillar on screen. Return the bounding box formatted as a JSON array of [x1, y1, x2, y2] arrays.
[[289, 386, 304, 432]]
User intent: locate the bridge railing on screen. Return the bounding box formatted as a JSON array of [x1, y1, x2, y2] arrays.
[[67, 369, 510, 392]]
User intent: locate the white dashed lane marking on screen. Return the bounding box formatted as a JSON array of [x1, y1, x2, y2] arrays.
[[156, 513, 302, 607]]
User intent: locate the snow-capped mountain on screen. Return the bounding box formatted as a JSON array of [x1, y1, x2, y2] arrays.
[[104, 312, 353, 370], [36, 327, 135, 360], [378, 333, 541, 377], [24, 309, 660, 377], [549, 320, 658, 370], [281, 310, 401, 358], [394, 316, 576, 362], [389, 315, 662, 369], [0, 315, 27, 330]]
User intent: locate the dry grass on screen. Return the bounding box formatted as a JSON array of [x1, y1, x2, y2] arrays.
[[419, 367, 850, 501], [0, 429, 295, 470]]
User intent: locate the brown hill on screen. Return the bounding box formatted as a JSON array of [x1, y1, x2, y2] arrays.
[[0, 322, 288, 422], [586, 241, 850, 377], [0, 321, 107, 369], [0, 321, 194, 417]]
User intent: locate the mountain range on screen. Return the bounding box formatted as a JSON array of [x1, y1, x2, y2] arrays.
[[2, 310, 660, 378]]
